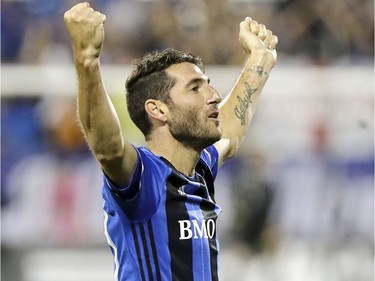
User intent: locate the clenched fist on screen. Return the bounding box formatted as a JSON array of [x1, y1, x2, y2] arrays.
[[239, 17, 278, 67], [64, 2, 106, 65]]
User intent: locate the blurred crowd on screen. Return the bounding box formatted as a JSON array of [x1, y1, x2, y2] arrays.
[[2, 0, 374, 65]]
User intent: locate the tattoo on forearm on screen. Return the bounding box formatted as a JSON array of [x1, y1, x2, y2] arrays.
[[249, 66, 267, 77], [234, 82, 257, 126]]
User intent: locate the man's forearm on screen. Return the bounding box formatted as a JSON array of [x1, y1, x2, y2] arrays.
[[75, 57, 124, 162], [218, 51, 274, 157]]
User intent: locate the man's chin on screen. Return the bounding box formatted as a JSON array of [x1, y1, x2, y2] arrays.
[[215, 129, 223, 141], [208, 133, 222, 147]]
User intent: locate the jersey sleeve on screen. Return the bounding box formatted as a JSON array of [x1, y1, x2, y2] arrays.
[[102, 147, 168, 222], [103, 147, 142, 200]]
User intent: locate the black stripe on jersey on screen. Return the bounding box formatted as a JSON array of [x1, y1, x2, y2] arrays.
[[165, 170, 194, 281], [139, 223, 154, 280], [196, 173, 219, 281], [147, 220, 162, 281], [196, 159, 216, 202], [131, 222, 162, 281], [201, 200, 219, 281], [131, 224, 147, 281]]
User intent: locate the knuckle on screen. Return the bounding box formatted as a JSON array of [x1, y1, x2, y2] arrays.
[[239, 21, 247, 28]]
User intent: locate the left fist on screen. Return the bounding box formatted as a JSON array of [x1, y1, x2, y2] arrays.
[[239, 17, 278, 63]]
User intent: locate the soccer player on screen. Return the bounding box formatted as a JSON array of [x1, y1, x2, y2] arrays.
[[64, 2, 277, 281]]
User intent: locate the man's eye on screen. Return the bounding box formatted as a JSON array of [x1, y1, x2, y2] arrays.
[[191, 86, 199, 92]]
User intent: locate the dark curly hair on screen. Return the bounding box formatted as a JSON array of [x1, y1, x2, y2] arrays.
[[125, 48, 204, 140]]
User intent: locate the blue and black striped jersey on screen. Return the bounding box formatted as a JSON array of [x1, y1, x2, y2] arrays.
[[102, 145, 222, 281]]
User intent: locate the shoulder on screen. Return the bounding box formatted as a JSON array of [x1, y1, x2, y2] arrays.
[[199, 145, 219, 178], [103, 146, 172, 221], [136, 146, 169, 173], [201, 146, 219, 168], [103, 146, 171, 194]]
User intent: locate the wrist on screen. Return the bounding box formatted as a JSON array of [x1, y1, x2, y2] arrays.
[[244, 52, 275, 76], [73, 46, 101, 67], [246, 50, 276, 69]]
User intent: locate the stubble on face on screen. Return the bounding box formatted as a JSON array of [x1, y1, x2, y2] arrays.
[[167, 102, 222, 151]]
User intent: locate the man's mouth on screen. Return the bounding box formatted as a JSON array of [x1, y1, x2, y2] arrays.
[[208, 111, 219, 119], [208, 111, 220, 126]]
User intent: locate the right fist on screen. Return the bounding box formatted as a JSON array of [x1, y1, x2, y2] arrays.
[[64, 2, 106, 60]]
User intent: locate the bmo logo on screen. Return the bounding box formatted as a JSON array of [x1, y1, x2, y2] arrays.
[[178, 219, 216, 240]]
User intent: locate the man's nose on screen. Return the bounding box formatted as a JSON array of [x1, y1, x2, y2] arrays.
[[208, 86, 222, 104]]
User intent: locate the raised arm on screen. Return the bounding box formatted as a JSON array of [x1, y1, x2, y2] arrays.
[[214, 17, 278, 166], [64, 2, 137, 187]]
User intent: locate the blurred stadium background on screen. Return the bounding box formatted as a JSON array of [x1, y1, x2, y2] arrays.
[[1, 0, 374, 280]]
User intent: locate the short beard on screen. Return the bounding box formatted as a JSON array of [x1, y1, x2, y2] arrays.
[[167, 104, 221, 151]]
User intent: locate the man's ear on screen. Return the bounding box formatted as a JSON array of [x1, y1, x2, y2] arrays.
[[145, 99, 168, 122]]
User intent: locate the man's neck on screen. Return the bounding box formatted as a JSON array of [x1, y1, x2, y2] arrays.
[[147, 139, 201, 177]]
